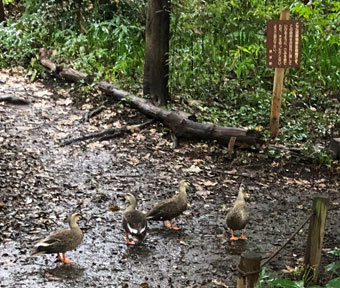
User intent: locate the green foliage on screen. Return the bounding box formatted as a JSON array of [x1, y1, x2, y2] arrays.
[[326, 248, 340, 277], [170, 0, 339, 94], [329, 249, 340, 257], [0, 14, 49, 67], [0, 0, 145, 87], [169, 0, 339, 166], [326, 262, 340, 274], [259, 248, 340, 287]]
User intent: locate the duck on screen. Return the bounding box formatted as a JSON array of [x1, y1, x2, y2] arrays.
[[226, 184, 250, 241], [147, 180, 190, 230], [31, 212, 83, 263], [122, 193, 147, 245]]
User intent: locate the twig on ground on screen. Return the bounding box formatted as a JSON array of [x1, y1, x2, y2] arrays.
[[80, 105, 106, 123], [61, 119, 154, 146]]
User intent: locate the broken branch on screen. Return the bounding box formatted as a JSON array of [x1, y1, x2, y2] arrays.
[[61, 120, 153, 146], [99, 81, 264, 146]]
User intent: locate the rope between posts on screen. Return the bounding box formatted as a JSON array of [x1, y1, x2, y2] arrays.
[[237, 212, 313, 278], [261, 212, 313, 267], [237, 204, 340, 279], [237, 267, 262, 277]]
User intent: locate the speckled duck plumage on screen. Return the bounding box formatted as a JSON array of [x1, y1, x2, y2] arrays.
[[226, 184, 249, 240], [122, 193, 147, 245], [147, 180, 189, 230], [31, 212, 83, 263]]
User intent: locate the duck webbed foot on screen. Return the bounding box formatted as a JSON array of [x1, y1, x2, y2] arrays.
[[125, 233, 136, 245], [239, 230, 247, 240], [229, 230, 239, 241], [57, 253, 74, 263], [169, 220, 180, 230]]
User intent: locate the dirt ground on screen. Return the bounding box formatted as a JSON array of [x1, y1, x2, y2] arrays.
[[0, 71, 339, 288]]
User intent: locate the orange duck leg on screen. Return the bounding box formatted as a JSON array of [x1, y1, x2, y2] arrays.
[[229, 230, 239, 241], [125, 233, 136, 245]]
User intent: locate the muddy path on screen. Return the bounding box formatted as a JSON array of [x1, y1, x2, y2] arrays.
[[0, 71, 339, 287]]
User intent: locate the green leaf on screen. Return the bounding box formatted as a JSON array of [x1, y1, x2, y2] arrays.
[[326, 277, 340, 288], [329, 249, 340, 257], [325, 261, 340, 273], [270, 278, 304, 288]]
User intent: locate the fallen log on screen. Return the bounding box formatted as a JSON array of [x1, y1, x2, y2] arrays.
[[38, 48, 62, 74], [37, 48, 263, 146], [99, 81, 264, 146], [38, 48, 92, 83]]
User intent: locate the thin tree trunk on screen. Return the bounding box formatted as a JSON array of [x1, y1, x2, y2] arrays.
[[0, 0, 5, 23], [143, 0, 170, 106]]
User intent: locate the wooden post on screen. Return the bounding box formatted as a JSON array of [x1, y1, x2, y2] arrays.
[[237, 250, 262, 288], [304, 197, 329, 284], [270, 9, 290, 139]]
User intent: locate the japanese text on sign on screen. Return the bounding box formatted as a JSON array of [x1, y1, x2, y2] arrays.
[[266, 20, 302, 68]]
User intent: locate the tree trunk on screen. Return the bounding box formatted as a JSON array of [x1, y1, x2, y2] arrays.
[[0, 0, 5, 23], [143, 0, 170, 106]]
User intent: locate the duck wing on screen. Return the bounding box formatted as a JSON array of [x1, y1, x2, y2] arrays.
[[147, 196, 186, 221], [31, 228, 83, 255]]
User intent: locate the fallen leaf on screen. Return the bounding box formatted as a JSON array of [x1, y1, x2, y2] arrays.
[[88, 142, 105, 149], [129, 157, 140, 166], [203, 180, 217, 186], [212, 279, 229, 287], [183, 165, 202, 173], [226, 168, 237, 174], [112, 120, 122, 128], [281, 265, 299, 273], [134, 133, 145, 141]]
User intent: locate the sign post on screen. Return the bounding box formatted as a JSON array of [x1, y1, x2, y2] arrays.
[[267, 9, 302, 138]]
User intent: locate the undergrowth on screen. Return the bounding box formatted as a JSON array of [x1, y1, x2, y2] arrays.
[[258, 248, 340, 287], [0, 0, 339, 166]]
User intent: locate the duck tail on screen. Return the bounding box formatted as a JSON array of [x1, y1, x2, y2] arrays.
[[30, 242, 50, 256], [30, 248, 45, 256], [146, 210, 158, 220]]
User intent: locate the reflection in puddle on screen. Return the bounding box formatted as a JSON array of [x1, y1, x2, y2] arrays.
[[124, 243, 152, 260], [225, 240, 249, 256], [42, 264, 85, 281]]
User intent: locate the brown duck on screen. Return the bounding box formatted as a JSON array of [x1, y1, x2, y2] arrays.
[[147, 180, 189, 230], [226, 184, 249, 241], [31, 212, 83, 263], [122, 193, 147, 245]]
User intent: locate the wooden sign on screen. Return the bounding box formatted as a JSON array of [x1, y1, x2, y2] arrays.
[[266, 20, 302, 68]]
